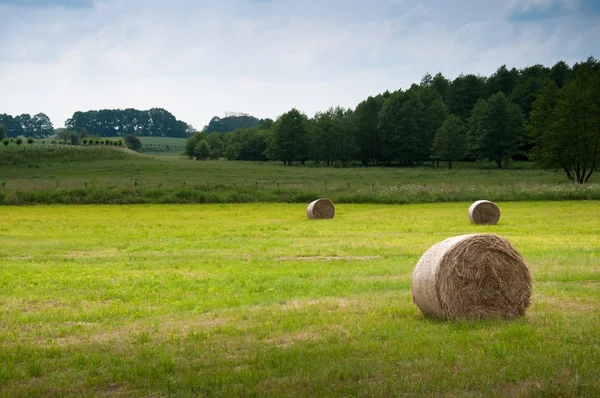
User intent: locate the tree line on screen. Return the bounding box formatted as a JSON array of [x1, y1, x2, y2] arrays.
[[185, 57, 600, 182], [65, 108, 194, 138], [0, 113, 54, 138]]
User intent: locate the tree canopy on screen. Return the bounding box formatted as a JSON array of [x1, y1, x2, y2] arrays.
[[64, 108, 194, 138], [530, 59, 600, 183]]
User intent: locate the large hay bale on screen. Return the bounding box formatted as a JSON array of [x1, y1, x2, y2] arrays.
[[468, 200, 500, 225], [306, 198, 335, 219], [411, 234, 531, 320]]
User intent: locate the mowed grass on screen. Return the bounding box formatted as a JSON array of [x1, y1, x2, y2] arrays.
[[1, 201, 599, 396]]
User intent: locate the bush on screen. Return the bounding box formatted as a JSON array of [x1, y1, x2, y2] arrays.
[[124, 134, 142, 151], [2, 139, 9, 146], [15, 137, 23, 146], [27, 137, 35, 145]]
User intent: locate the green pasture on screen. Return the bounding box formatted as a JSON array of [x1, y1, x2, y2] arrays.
[[1, 202, 599, 396], [2, 145, 600, 205]]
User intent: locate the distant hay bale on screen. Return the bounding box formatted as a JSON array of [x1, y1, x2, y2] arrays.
[[306, 198, 335, 220], [468, 200, 500, 225], [411, 234, 531, 320]]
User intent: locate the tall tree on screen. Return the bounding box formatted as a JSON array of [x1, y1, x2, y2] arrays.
[[550, 60, 571, 88], [31, 113, 54, 137], [272, 108, 310, 165], [509, 64, 551, 121], [447, 74, 486, 120], [530, 68, 600, 183], [432, 114, 467, 169], [485, 65, 520, 98], [353, 95, 384, 166], [378, 90, 408, 165], [468, 92, 525, 168], [331, 107, 356, 167], [312, 109, 336, 166]]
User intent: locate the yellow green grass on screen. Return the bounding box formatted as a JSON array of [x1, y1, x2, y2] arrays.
[[1, 202, 599, 396]]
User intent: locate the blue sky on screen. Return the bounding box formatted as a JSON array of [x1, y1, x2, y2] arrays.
[[0, 0, 598, 129]]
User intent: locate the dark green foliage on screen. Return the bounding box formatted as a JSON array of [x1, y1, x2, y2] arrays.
[[2, 138, 9, 146], [468, 93, 525, 168], [26, 137, 34, 145], [432, 115, 467, 169], [0, 113, 53, 138], [312, 107, 356, 167], [485, 65, 520, 98], [353, 96, 384, 166], [550, 60, 572, 88], [509, 64, 551, 121], [124, 135, 142, 151], [64, 108, 193, 138], [0, 124, 5, 140], [15, 137, 23, 146], [530, 61, 600, 183], [203, 114, 262, 134], [446, 74, 486, 120], [193, 140, 210, 160], [378, 86, 447, 166], [57, 129, 80, 145], [272, 108, 310, 165]]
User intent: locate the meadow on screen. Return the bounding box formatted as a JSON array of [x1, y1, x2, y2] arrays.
[[1, 145, 599, 205], [1, 202, 599, 396]]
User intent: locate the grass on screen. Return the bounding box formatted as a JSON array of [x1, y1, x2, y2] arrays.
[[105, 136, 187, 157], [1, 201, 599, 396], [2, 145, 600, 205]]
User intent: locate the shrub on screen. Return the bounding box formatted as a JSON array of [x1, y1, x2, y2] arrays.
[[15, 137, 23, 146], [124, 134, 142, 151], [2, 139, 9, 146]]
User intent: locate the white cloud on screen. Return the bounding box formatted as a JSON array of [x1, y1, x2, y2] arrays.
[[0, 0, 598, 129]]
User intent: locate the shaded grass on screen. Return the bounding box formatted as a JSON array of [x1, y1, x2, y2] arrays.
[[0, 202, 599, 396]]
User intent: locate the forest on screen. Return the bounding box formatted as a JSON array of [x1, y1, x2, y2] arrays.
[[183, 57, 599, 183]]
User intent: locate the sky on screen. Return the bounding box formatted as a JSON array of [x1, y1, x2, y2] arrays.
[[0, 0, 598, 129]]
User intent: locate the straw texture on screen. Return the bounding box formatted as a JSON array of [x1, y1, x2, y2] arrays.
[[306, 198, 335, 219], [468, 200, 501, 225], [411, 234, 532, 320]]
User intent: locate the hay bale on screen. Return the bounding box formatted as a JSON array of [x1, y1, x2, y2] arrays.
[[306, 198, 335, 219], [411, 234, 531, 320], [468, 200, 500, 225]]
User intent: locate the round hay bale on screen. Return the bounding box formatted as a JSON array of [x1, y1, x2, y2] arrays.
[[306, 198, 335, 220], [411, 234, 531, 320], [468, 200, 500, 225]]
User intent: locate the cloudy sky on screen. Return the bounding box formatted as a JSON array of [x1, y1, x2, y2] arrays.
[[0, 0, 598, 129]]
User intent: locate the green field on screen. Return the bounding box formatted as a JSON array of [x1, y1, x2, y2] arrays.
[[123, 136, 186, 157], [1, 146, 600, 205], [1, 202, 599, 396]]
